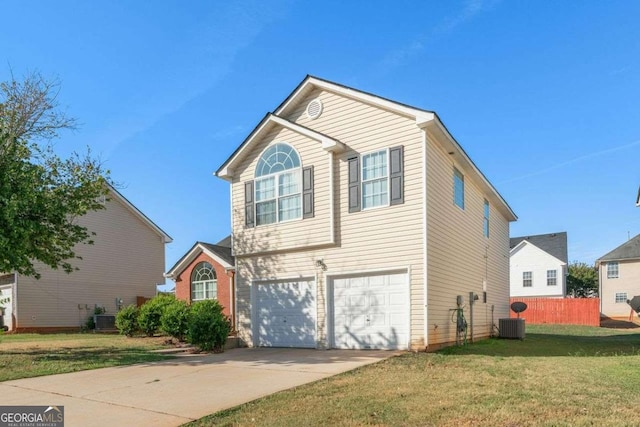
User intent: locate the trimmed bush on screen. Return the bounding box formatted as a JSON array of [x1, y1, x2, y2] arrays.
[[115, 304, 139, 337], [187, 299, 231, 352], [138, 294, 176, 337], [160, 298, 191, 341]]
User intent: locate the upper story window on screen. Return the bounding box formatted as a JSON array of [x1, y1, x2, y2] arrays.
[[348, 146, 404, 213], [483, 199, 490, 237], [191, 262, 217, 302], [607, 262, 619, 279], [523, 271, 532, 287], [254, 143, 302, 226], [453, 167, 465, 210], [362, 149, 389, 209], [547, 269, 557, 286]]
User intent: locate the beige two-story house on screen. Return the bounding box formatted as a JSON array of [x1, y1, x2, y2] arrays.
[[216, 76, 517, 351], [0, 187, 172, 332], [597, 234, 640, 319]]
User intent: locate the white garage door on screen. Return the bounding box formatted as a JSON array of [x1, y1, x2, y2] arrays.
[[254, 279, 316, 348], [332, 272, 409, 350]]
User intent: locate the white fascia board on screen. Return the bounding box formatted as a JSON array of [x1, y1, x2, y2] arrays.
[[511, 240, 567, 266], [276, 76, 433, 123], [217, 114, 344, 180], [424, 117, 517, 222], [269, 115, 345, 152], [165, 243, 233, 279]]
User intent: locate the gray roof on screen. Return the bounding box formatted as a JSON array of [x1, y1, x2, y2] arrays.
[[598, 234, 640, 262], [200, 236, 234, 266], [510, 232, 568, 263]]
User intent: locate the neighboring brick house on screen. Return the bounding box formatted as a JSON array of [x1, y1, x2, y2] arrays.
[[164, 236, 235, 324]]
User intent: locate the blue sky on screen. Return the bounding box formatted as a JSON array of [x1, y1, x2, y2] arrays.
[[2, 1, 639, 289]]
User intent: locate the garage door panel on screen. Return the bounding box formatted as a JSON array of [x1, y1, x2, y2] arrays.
[[255, 280, 316, 348], [331, 272, 409, 350]]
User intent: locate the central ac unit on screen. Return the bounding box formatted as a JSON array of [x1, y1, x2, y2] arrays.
[[499, 318, 525, 339]]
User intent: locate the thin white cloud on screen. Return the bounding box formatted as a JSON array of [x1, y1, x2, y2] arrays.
[[373, 0, 499, 77], [500, 139, 640, 184]]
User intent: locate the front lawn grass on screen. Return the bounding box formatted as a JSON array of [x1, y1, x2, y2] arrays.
[[0, 333, 174, 381], [189, 324, 640, 427]]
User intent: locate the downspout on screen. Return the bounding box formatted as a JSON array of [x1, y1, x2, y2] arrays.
[[227, 269, 236, 332], [421, 129, 429, 350], [12, 272, 17, 332], [329, 151, 336, 245]]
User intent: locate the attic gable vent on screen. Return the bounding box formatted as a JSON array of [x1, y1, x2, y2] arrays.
[[306, 98, 323, 120]]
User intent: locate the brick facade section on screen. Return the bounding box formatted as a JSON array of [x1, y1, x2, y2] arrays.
[[174, 252, 232, 317]]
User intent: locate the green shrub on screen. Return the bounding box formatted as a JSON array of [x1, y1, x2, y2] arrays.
[[160, 299, 191, 341], [138, 294, 175, 337], [115, 305, 139, 337], [187, 299, 231, 352]]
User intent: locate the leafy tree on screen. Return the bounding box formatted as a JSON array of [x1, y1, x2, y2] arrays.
[[0, 71, 110, 278], [567, 261, 598, 298]]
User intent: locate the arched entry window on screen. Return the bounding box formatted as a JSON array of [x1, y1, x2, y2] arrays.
[[254, 143, 302, 225], [191, 262, 217, 301]]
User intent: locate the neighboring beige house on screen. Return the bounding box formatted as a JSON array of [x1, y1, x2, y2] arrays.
[[597, 234, 640, 319], [0, 187, 172, 332], [216, 75, 517, 351], [509, 232, 568, 298]]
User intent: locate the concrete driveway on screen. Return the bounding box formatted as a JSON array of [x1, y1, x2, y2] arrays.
[[0, 348, 397, 427]]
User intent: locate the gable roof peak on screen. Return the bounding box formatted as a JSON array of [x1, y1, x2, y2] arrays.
[[597, 233, 640, 263]]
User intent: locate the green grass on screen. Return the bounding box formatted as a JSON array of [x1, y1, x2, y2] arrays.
[[188, 324, 640, 427], [0, 333, 175, 381]]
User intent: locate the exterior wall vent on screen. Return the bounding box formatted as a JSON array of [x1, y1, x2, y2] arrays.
[[306, 98, 323, 120]]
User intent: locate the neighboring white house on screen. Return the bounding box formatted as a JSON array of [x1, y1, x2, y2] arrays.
[[216, 75, 517, 351], [509, 232, 568, 298], [596, 234, 640, 319], [0, 187, 172, 332]]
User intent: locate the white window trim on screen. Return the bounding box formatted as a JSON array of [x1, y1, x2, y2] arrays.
[[607, 262, 619, 279], [615, 292, 627, 304], [191, 262, 218, 302], [255, 168, 303, 226], [453, 167, 465, 210], [361, 148, 390, 211], [483, 199, 489, 238], [523, 271, 532, 287], [547, 269, 557, 286]]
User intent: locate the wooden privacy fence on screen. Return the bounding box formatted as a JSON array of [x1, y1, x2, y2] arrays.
[[509, 297, 600, 326]]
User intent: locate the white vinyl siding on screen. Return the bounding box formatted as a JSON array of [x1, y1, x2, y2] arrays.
[[607, 262, 619, 279], [600, 260, 640, 318]]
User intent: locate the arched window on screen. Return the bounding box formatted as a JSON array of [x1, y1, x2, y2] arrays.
[[191, 262, 217, 301], [254, 143, 302, 225]]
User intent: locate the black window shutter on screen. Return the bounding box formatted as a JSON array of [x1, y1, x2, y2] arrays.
[[244, 180, 255, 228], [389, 145, 404, 205], [348, 156, 361, 212], [302, 166, 314, 219]]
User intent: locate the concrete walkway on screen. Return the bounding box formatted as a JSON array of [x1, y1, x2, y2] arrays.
[[0, 348, 397, 427]]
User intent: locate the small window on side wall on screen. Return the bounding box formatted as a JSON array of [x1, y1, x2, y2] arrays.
[[607, 262, 619, 279], [523, 271, 532, 287], [483, 199, 490, 237], [453, 167, 464, 210], [615, 292, 627, 303], [547, 270, 557, 286]]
